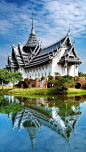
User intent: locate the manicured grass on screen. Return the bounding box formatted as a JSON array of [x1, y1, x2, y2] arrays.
[[0, 86, 13, 89], [0, 86, 49, 95], [0, 86, 61, 95], [67, 88, 86, 95], [0, 86, 86, 96], [0, 86, 13, 94], [9, 88, 49, 95]]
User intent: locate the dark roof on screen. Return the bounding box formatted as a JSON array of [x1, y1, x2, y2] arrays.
[[25, 33, 38, 48], [38, 36, 66, 56], [6, 33, 82, 69], [6, 35, 67, 69]]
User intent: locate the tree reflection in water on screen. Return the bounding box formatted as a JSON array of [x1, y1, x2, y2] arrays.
[[0, 95, 84, 151]]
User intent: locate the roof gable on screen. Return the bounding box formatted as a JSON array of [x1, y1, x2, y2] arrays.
[[38, 35, 67, 56]]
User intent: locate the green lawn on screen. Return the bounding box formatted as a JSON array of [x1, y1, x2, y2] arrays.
[[0, 86, 49, 95], [0, 86, 86, 96], [67, 88, 86, 95]]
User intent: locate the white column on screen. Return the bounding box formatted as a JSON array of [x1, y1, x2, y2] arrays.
[[75, 63, 78, 76], [64, 62, 67, 75]]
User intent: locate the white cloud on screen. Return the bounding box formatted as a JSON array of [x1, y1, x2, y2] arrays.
[[0, 0, 86, 71], [0, 0, 86, 43]]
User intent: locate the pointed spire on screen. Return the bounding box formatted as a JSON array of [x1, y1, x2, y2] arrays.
[[67, 26, 70, 35], [25, 2, 38, 48], [31, 3, 35, 35]]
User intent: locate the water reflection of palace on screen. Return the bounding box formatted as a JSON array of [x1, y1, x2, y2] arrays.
[[3, 95, 82, 151]]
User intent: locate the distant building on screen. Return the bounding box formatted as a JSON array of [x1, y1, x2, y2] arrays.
[[5, 13, 82, 79]]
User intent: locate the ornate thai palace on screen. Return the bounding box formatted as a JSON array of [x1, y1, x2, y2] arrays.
[[5, 14, 82, 79]]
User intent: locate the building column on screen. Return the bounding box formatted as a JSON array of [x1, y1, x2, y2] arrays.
[[64, 62, 67, 75], [75, 63, 79, 76]]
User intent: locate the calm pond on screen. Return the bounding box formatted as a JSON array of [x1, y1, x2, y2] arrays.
[[0, 94, 86, 152]]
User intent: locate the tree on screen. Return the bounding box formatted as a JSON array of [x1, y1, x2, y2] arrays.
[[48, 75, 53, 80], [0, 69, 10, 89], [9, 72, 23, 88], [54, 72, 60, 76], [78, 72, 86, 78], [58, 75, 72, 87]]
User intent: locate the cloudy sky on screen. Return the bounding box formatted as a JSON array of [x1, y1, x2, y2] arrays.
[[0, 0, 86, 72]]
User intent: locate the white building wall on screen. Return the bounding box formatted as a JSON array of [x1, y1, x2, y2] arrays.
[[52, 58, 63, 76], [18, 67, 27, 80], [16, 46, 79, 79], [74, 64, 78, 76], [63, 66, 67, 76], [59, 48, 66, 58], [51, 48, 68, 76], [67, 64, 78, 77], [68, 64, 75, 76], [18, 63, 52, 80], [17, 62, 78, 80]]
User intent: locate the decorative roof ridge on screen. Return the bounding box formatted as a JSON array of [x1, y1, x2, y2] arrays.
[[12, 47, 20, 67], [13, 45, 18, 49], [68, 45, 74, 51], [6, 52, 11, 57], [10, 40, 18, 49], [18, 43, 24, 46], [68, 45, 75, 54], [16, 38, 21, 46], [18, 43, 27, 62], [41, 34, 68, 51], [68, 45, 80, 59], [63, 45, 74, 57]]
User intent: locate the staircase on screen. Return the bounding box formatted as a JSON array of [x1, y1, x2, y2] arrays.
[[40, 80, 47, 88]]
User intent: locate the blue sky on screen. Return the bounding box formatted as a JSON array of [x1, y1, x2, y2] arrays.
[[0, 0, 86, 72]]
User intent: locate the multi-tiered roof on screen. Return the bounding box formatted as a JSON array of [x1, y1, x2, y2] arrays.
[[5, 12, 82, 70]]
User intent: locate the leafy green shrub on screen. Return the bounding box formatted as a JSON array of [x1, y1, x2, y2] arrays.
[[49, 79, 57, 84], [28, 84, 31, 89], [57, 75, 72, 86], [41, 76, 45, 81], [55, 76, 60, 80], [48, 75, 53, 80], [65, 81, 75, 88], [64, 75, 73, 81], [74, 77, 80, 81], [48, 86, 67, 94], [83, 83, 86, 89], [54, 72, 60, 76]]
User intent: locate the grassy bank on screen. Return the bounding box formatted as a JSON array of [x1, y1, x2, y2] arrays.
[[67, 88, 86, 95], [0, 86, 86, 96], [0, 86, 49, 95], [0, 86, 63, 95]]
